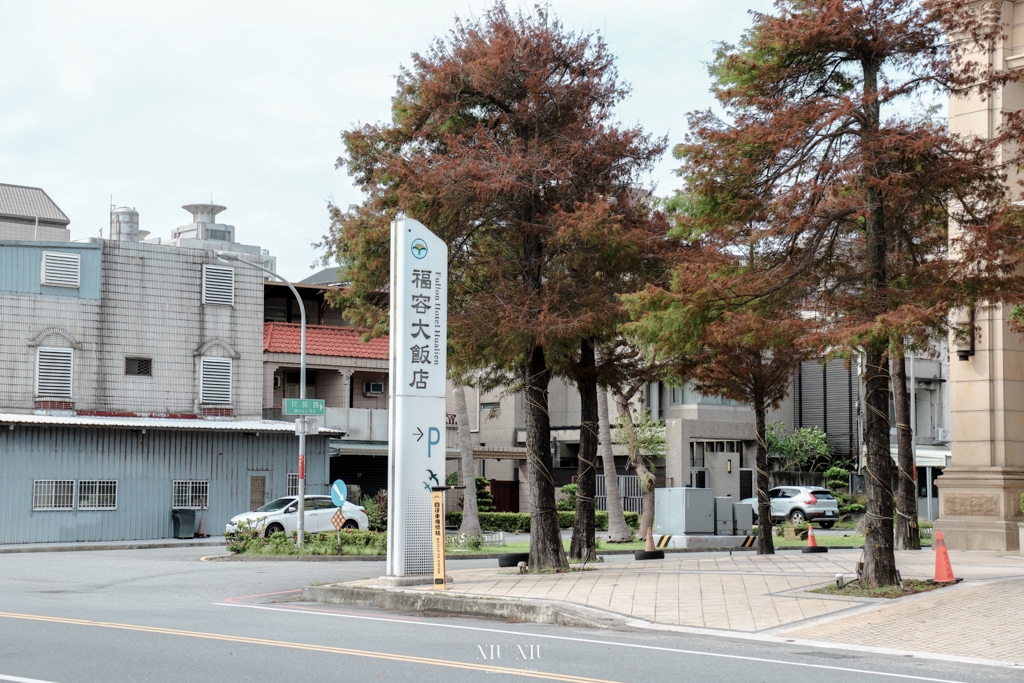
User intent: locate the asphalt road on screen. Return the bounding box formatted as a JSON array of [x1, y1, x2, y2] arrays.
[[0, 548, 1015, 683]]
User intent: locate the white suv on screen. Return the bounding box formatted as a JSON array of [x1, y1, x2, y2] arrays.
[[740, 486, 840, 528], [225, 495, 369, 537]]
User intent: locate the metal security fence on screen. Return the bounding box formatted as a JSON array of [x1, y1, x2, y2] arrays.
[[595, 474, 643, 513], [32, 480, 75, 510], [172, 480, 209, 510], [78, 480, 117, 510]]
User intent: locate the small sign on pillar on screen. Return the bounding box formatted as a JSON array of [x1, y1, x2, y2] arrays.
[[430, 485, 464, 590]]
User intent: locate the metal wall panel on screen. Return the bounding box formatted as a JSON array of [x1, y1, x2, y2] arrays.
[[0, 425, 331, 544], [0, 241, 102, 300]]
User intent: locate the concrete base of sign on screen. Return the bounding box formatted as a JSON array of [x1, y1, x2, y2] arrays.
[[654, 534, 751, 550], [377, 574, 453, 587]]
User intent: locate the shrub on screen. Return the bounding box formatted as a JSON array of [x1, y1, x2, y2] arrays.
[[557, 483, 578, 511], [446, 510, 640, 532], [475, 476, 496, 512], [224, 519, 262, 554], [1020, 492, 1024, 516], [823, 466, 850, 491], [363, 490, 388, 532]]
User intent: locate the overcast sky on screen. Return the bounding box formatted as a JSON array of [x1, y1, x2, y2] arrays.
[[0, 1, 774, 279]]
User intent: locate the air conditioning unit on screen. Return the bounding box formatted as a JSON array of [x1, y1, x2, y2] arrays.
[[934, 428, 951, 443], [363, 382, 384, 396]]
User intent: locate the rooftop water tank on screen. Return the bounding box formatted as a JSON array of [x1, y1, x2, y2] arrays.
[[110, 206, 140, 242]]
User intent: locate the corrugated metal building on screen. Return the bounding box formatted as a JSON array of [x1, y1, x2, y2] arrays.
[[0, 415, 334, 544]]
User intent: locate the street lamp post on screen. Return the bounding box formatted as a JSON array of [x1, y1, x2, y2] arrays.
[[216, 252, 308, 547]]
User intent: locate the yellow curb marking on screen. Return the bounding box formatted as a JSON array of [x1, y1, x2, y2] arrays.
[[0, 611, 621, 683]]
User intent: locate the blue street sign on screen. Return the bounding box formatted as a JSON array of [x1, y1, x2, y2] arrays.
[[330, 480, 348, 507]]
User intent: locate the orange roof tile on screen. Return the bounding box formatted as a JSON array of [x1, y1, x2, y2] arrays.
[[263, 322, 388, 360]]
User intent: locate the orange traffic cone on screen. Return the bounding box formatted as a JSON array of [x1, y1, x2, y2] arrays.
[[933, 531, 958, 583], [802, 525, 828, 553]]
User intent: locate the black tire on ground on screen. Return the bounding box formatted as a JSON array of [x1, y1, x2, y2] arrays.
[[342, 520, 359, 530], [802, 546, 829, 553], [634, 550, 665, 561], [264, 523, 284, 537], [497, 552, 530, 568], [818, 521, 835, 529]]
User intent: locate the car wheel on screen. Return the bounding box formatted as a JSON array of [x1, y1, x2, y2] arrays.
[[818, 521, 835, 530], [788, 510, 806, 524], [342, 520, 359, 530], [264, 523, 284, 537]]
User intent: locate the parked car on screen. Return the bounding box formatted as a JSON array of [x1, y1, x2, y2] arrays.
[[225, 495, 369, 537], [739, 486, 840, 528]]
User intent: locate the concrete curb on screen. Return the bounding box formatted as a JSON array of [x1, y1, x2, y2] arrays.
[[301, 583, 630, 629], [205, 553, 385, 562], [0, 540, 227, 554]]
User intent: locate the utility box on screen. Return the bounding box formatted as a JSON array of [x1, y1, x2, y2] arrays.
[[654, 487, 714, 535], [714, 497, 734, 535], [733, 502, 753, 536], [172, 509, 196, 539]]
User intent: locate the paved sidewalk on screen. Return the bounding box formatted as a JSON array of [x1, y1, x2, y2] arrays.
[[0, 537, 226, 554], [347, 547, 1024, 664]]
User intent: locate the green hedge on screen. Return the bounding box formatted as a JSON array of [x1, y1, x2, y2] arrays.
[[445, 510, 639, 533]]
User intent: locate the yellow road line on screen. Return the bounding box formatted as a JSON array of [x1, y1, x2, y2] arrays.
[[0, 611, 622, 683]]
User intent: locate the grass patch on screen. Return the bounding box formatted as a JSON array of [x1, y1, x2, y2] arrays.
[[772, 534, 866, 548], [811, 578, 947, 599]]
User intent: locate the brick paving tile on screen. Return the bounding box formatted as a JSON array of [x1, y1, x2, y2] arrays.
[[783, 576, 1024, 664]]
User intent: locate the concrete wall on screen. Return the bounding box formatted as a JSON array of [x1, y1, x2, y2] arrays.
[[324, 407, 388, 441], [0, 221, 70, 242], [0, 239, 265, 417]]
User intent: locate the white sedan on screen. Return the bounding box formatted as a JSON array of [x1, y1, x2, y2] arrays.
[[225, 495, 368, 537]]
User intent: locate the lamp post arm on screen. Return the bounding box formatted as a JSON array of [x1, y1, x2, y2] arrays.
[[216, 253, 307, 546]]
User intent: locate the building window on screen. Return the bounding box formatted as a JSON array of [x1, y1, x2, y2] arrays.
[[286, 473, 299, 497], [690, 442, 705, 468], [36, 347, 73, 398], [78, 480, 117, 510], [201, 357, 232, 405], [125, 357, 152, 376], [33, 480, 75, 510], [40, 252, 81, 288], [480, 402, 501, 419], [670, 388, 683, 405], [173, 481, 209, 509], [207, 229, 230, 242], [680, 381, 745, 406], [201, 265, 235, 306]]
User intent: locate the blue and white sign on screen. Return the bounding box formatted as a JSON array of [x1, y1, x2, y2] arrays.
[[387, 217, 448, 577], [330, 479, 348, 507]]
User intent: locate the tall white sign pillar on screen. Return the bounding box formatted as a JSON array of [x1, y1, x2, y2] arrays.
[[386, 217, 448, 576]]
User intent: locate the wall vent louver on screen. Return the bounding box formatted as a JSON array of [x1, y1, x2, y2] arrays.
[[36, 347, 73, 398], [201, 357, 232, 405], [202, 265, 234, 306], [41, 252, 81, 288]]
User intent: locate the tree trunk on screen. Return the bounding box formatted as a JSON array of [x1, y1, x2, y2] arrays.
[[615, 393, 655, 538], [859, 57, 898, 587], [524, 345, 567, 570], [598, 387, 631, 542], [570, 339, 598, 561], [862, 343, 899, 586], [753, 384, 774, 554], [453, 381, 481, 537], [891, 348, 920, 551]]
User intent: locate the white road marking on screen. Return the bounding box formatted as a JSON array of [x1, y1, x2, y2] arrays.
[[0, 674, 62, 683], [215, 601, 988, 682]]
